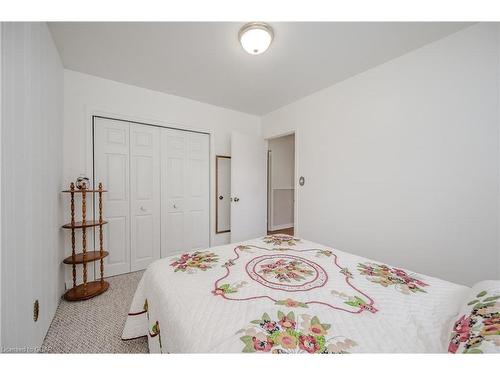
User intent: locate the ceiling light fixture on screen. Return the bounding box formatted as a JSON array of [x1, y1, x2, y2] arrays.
[[238, 22, 274, 55]]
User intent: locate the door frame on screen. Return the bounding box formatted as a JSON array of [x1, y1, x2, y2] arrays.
[[215, 155, 231, 234], [264, 130, 298, 236]]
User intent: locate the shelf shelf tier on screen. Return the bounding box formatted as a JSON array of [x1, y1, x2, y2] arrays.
[[63, 251, 109, 265], [62, 220, 108, 229], [63, 280, 109, 301], [62, 189, 108, 193]]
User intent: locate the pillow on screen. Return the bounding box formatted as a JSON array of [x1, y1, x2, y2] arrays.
[[447, 280, 500, 353]]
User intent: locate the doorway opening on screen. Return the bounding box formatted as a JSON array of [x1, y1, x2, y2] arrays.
[[267, 133, 295, 236]]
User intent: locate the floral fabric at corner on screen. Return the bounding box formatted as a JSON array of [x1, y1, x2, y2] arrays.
[[149, 321, 163, 353], [238, 311, 357, 354], [170, 251, 219, 273], [263, 234, 301, 247], [357, 262, 428, 294], [448, 290, 500, 354]]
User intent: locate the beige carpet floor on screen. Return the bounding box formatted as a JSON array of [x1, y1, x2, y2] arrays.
[[41, 271, 148, 353]]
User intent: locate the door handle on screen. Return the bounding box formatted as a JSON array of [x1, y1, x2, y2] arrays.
[[219, 195, 223, 200], [234, 197, 240, 202], [173, 204, 177, 209], [140, 206, 146, 211]]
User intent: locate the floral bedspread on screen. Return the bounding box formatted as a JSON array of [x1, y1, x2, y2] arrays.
[[447, 281, 500, 353], [122, 235, 471, 353]]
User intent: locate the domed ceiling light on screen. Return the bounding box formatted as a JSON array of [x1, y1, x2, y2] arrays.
[[238, 22, 274, 55]]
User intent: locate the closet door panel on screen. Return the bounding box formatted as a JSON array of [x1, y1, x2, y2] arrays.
[[94, 118, 131, 276], [161, 129, 210, 256], [130, 123, 161, 271], [105, 217, 128, 265], [166, 211, 185, 253], [161, 130, 187, 256], [161, 129, 209, 257], [185, 133, 210, 250], [134, 215, 154, 260]]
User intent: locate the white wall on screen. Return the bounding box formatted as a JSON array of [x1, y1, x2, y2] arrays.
[[1, 23, 64, 350], [63, 70, 261, 275], [262, 23, 500, 286], [268, 134, 295, 229], [0, 21, 3, 350]]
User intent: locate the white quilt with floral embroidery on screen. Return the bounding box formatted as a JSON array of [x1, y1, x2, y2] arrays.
[[122, 235, 472, 353], [447, 281, 500, 353]]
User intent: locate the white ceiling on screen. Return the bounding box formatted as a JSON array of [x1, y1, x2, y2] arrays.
[[49, 22, 472, 115]]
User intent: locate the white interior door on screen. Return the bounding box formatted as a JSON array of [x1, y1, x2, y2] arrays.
[[230, 132, 267, 242], [130, 123, 161, 271], [161, 129, 209, 257], [94, 118, 131, 276]]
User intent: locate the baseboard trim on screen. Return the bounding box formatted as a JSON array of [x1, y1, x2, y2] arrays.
[[270, 223, 294, 231]]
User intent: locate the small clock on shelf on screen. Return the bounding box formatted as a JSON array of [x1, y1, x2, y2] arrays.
[[75, 176, 90, 190]]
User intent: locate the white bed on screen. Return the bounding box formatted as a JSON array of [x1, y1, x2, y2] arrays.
[[122, 234, 499, 353]]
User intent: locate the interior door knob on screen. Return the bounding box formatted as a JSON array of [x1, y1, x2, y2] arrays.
[[219, 195, 223, 200], [234, 197, 240, 202], [140, 206, 146, 211], [173, 204, 177, 209]]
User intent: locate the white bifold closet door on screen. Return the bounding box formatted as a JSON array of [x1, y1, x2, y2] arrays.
[[94, 117, 209, 276], [94, 118, 161, 276], [130, 124, 161, 271], [161, 129, 210, 257], [94, 118, 132, 276]]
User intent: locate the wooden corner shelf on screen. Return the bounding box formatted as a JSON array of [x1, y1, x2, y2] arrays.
[[63, 250, 109, 265], [62, 181, 109, 302], [62, 220, 108, 229]]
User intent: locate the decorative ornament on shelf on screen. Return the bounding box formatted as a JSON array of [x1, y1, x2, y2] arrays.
[[76, 175, 90, 190]]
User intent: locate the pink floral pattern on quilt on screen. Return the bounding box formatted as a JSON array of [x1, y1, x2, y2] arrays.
[[238, 311, 357, 353]]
